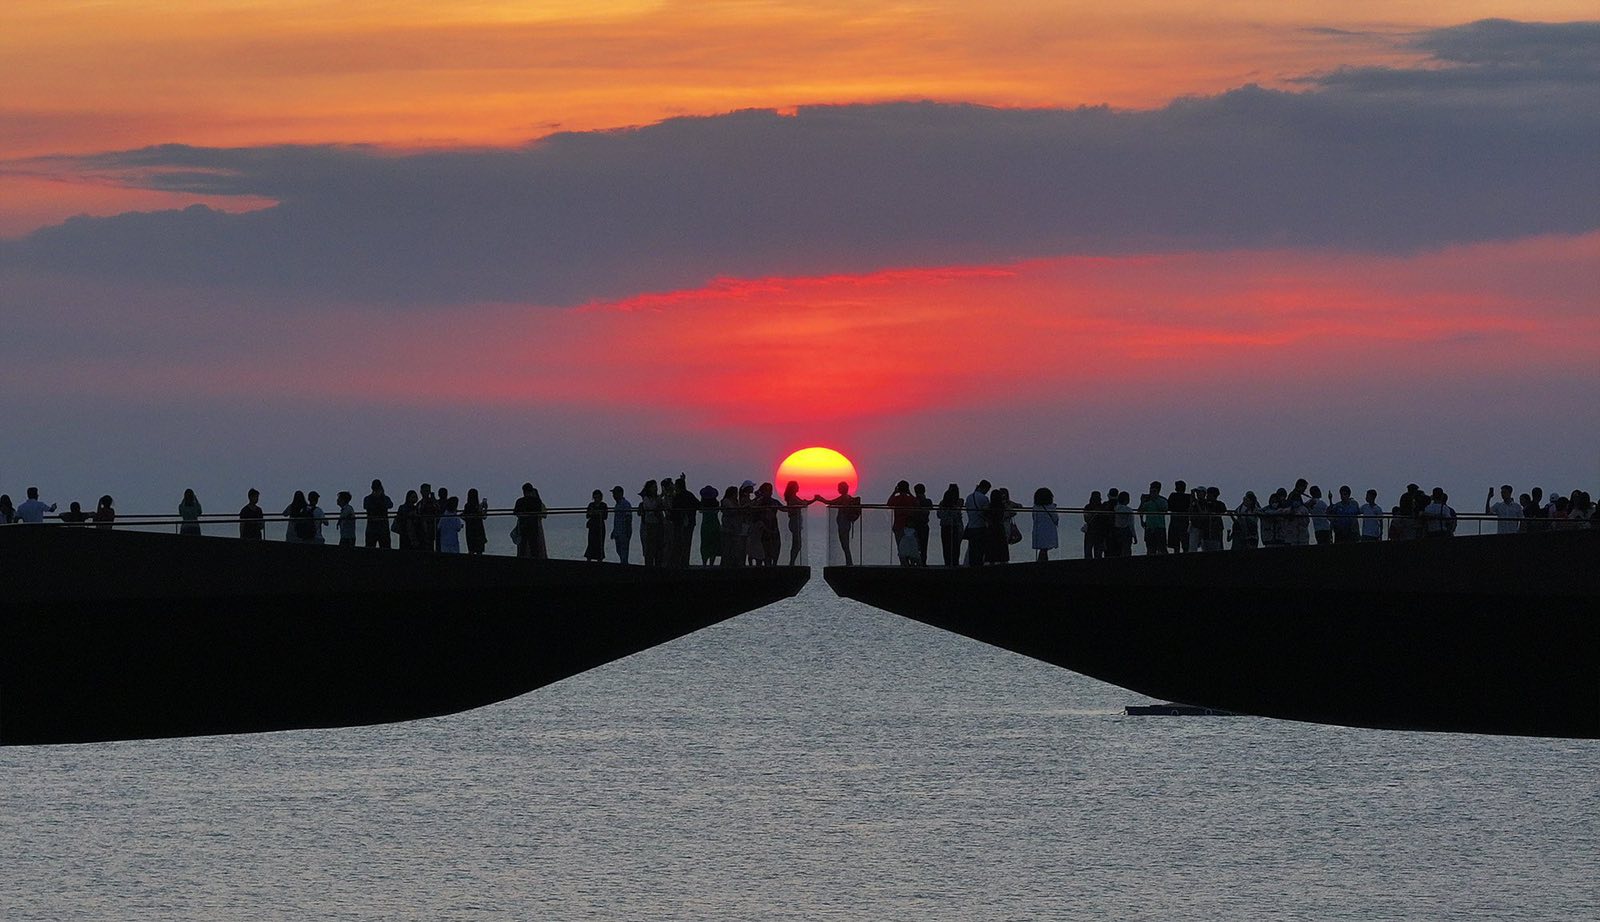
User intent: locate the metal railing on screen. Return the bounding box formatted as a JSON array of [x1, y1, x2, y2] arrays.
[[823, 502, 1589, 567], [1, 504, 810, 567]]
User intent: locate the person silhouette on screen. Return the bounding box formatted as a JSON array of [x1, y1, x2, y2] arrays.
[[638, 480, 663, 566], [719, 486, 743, 567], [438, 496, 464, 553], [700, 485, 723, 566], [395, 490, 420, 551], [93, 495, 115, 528], [584, 489, 608, 562], [937, 484, 963, 567], [307, 490, 327, 544], [363, 480, 393, 549], [282, 491, 310, 543], [782, 481, 815, 566], [463, 489, 488, 555], [177, 489, 203, 536], [16, 487, 57, 524], [817, 481, 861, 566], [1031, 487, 1058, 562], [610, 485, 633, 563], [59, 501, 89, 526], [336, 491, 357, 547], [0, 495, 14, 524], [416, 484, 441, 553], [240, 489, 265, 540], [964, 481, 991, 566]]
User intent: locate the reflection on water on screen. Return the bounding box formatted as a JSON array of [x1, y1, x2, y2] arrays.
[[3, 583, 1595, 920]]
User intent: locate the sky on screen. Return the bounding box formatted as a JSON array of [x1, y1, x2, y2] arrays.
[[2, 2, 1597, 514]]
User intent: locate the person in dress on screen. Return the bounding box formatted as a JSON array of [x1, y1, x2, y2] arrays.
[[584, 489, 609, 561], [0, 495, 14, 524], [438, 496, 464, 553], [463, 489, 488, 555], [937, 484, 963, 567], [176, 489, 203, 536], [1031, 487, 1059, 562]]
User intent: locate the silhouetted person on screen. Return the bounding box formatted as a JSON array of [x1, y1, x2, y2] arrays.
[[395, 490, 420, 550], [584, 490, 608, 561], [1487, 484, 1522, 534], [963, 480, 991, 567], [1389, 492, 1416, 541], [435, 487, 451, 551], [783, 481, 813, 566], [363, 480, 393, 549], [674, 474, 700, 567], [887, 480, 916, 563], [1422, 488, 1457, 537], [1031, 487, 1058, 562], [283, 491, 310, 543], [438, 496, 464, 553], [417, 484, 441, 553], [737, 481, 758, 564], [610, 486, 633, 563], [818, 481, 861, 566], [674, 473, 698, 567], [240, 489, 265, 540], [1307, 486, 1331, 544], [307, 491, 327, 544], [177, 489, 203, 536], [639, 480, 663, 566], [1523, 487, 1548, 532], [719, 485, 743, 567], [1359, 489, 1385, 541], [910, 483, 933, 565], [16, 487, 56, 524], [754, 482, 782, 565], [0, 495, 14, 524], [93, 495, 115, 528], [1198, 487, 1225, 551], [1138, 482, 1168, 555], [700, 485, 723, 566], [1231, 491, 1261, 549], [513, 483, 547, 559], [989, 487, 1017, 564], [463, 489, 488, 555], [1082, 490, 1106, 559], [1328, 486, 1361, 544], [1166, 481, 1191, 553], [937, 484, 963, 566], [59, 501, 89, 526], [1107, 491, 1135, 557], [336, 491, 357, 547]]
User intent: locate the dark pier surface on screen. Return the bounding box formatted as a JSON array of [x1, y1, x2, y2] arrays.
[[827, 531, 1599, 738], [2, 527, 807, 745]]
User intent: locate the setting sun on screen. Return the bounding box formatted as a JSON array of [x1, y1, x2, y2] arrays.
[[777, 446, 858, 499]]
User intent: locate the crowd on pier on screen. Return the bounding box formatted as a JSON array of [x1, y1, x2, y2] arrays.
[[2, 476, 1592, 568]]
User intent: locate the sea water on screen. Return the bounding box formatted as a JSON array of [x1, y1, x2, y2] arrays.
[[2, 578, 1595, 921]]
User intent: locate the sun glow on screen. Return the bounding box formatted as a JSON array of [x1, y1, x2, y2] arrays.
[[777, 447, 859, 499]]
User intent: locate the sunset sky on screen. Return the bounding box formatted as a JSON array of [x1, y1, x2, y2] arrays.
[[2, 2, 1596, 513]]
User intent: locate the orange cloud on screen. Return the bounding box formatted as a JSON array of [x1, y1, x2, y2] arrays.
[[11, 2, 1588, 231]]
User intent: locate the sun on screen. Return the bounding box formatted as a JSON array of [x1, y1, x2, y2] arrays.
[[776, 446, 859, 499]]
